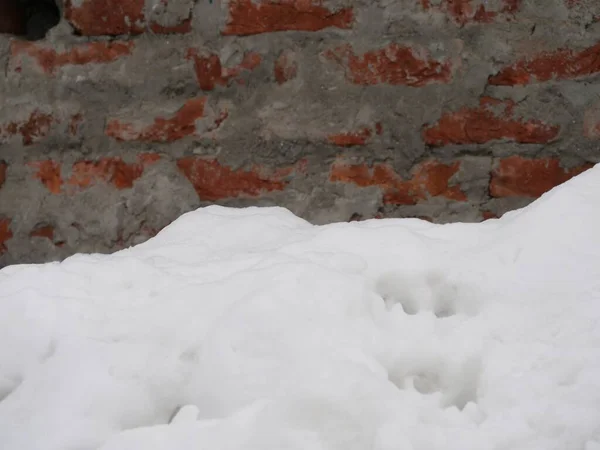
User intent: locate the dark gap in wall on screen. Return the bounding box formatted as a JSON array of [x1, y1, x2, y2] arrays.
[[0, 0, 60, 41]]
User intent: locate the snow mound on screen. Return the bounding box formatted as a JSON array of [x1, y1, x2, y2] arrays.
[[1, 166, 600, 450]]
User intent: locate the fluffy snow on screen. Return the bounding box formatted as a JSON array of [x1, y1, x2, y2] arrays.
[[1, 166, 600, 450]]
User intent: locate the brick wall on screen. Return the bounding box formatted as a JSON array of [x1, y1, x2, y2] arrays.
[[1, 0, 599, 266]]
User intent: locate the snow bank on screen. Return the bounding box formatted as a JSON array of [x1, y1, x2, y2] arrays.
[[1, 166, 600, 450]]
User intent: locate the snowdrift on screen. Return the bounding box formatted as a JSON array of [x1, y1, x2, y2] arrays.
[[1, 165, 599, 450]]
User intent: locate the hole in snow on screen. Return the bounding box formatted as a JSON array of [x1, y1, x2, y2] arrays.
[[0, 0, 60, 40], [412, 370, 441, 395], [41, 339, 57, 362], [169, 405, 200, 425], [0, 375, 22, 404], [375, 270, 478, 317], [388, 354, 482, 410]]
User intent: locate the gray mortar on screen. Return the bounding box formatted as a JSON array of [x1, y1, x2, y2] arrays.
[[1, 0, 600, 266]]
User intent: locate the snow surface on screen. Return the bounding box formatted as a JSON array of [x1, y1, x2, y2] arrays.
[[1, 166, 600, 450]]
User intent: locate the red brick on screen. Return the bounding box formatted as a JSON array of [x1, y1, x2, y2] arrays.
[[0, 161, 6, 189], [0, 218, 12, 255], [324, 43, 452, 87], [30, 224, 55, 241], [274, 50, 298, 84], [65, 0, 145, 35], [422, 97, 560, 146], [0, 0, 27, 35], [10, 41, 134, 75], [177, 158, 300, 201], [68, 154, 160, 190], [327, 123, 383, 147], [186, 50, 262, 91], [420, 0, 521, 24], [489, 42, 600, 86], [138, 152, 162, 164], [330, 159, 466, 205], [584, 107, 600, 139], [481, 210, 498, 220], [69, 114, 84, 136], [223, 0, 353, 36], [490, 156, 592, 198], [149, 17, 192, 34], [106, 98, 225, 142], [28, 161, 62, 194], [1, 110, 56, 146]]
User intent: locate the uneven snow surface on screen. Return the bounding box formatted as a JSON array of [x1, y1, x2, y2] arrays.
[[1, 167, 600, 450]]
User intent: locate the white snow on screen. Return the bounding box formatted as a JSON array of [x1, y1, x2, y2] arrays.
[[1, 166, 600, 450]]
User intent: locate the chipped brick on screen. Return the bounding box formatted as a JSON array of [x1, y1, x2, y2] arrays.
[[223, 0, 353, 36], [106, 98, 225, 142], [324, 43, 452, 87], [327, 123, 383, 147], [489, 42, 600, 85], [274, 50, 298, 84], [481, 210, 498, 220], [69, 114, 84, 136], [68, 154, 159, 190], [149, 17, 192, 34], [65, 0, 145, 35], [30, 224, 55, 241], [330, 159, 466, 205], [422, 97, 560, 146], [186, 50, 262, 91], [1, 110, 56, 146], [421, 0, 522, 24], [490, 156, 592, 197], [177, 158, 297, 201], [0, 218, 13, 255], [0, 161, 6, 189], [10, 40, 134, 75], [27, 161, 62, 194]]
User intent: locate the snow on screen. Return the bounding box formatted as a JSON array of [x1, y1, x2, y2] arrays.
[[1, 166, 600, 450]]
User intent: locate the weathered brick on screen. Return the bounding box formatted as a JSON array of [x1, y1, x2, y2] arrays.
[[186, 50, 262, 91], [274, 50, 298, 84], [177, 158, 299, 201], [583, 104, 600, 139], [330, 159, 466, 205], [149, 17, 192, 34], [69, 114, 84, 136], [0, 161, 6, 189], [490, 156, 592, 198], [0, 218, 12, 255], [10, 41, 134, 75], [1, 110, 83, 146], [147, 0, 193, 34], [27, 154, 159, 193], [420, 0, 521, 24], [223, 0, 353, 36], [30, 224, 55, 241], [327, 123, 383, 147], [1, 110, 56, 146], [65, 0, 145, 35], [65, 0, 192, 35], [28, 161, 62, 194], [481, 210, 498, 220], [488, 42, 600, 86], [0, 0, 27, 35], [106, 98, 226, 142], [422, 97, 560, 146], [68, 154, 160, 190], [324, 43, 452, 87]]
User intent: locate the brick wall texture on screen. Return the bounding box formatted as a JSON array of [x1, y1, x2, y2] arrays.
[[1, 0, 599, 265]]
